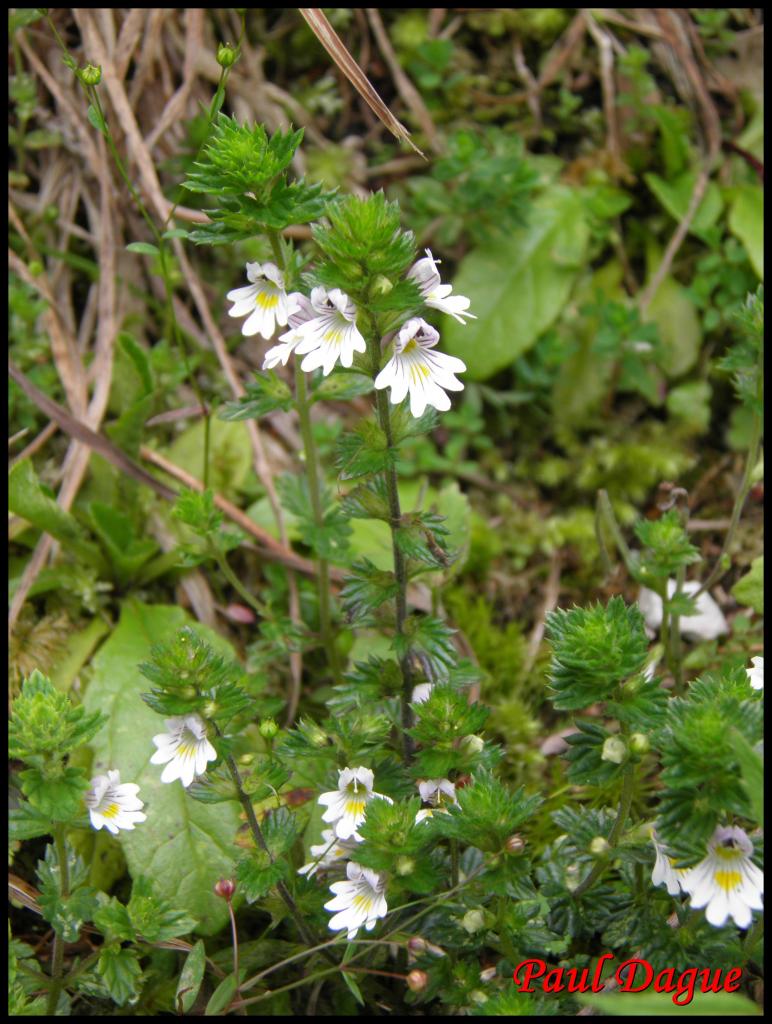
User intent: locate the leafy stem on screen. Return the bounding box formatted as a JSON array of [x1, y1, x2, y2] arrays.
[[46, 826, 70, 1015], [294, 364, 342, 684], [206, 539, 269, 619], [367, 330, 415, 761], [572, 766, 635, 899], [217, 736, 333, 961]]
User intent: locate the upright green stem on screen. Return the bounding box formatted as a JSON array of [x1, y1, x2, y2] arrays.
[[450, 839, 460, 889], [218, 739, 334, 961], [295, 364, 341, 684], [208, 540, 269, 619], [572, 767, 635, 899], [46, 827, 70, 1015], [371, 358, 414, 761], [669, 565, 686, 691]]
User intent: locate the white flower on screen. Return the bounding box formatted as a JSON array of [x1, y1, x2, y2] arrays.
[[408, 249, 476, 324], [85, 770, 146, 835], [263, 292, 315, 370], [411, 683, 434, 704], [415, 777, 458, 824], [650, 829, 688, 897], [681, 825, 764, 928], [227, 262, 297, 340], [324, 861, 388, 940], [150, 713, 217, 788], [292, 286, 367, 376], [298, 829, 357, 878], [747, 656, 764, 691], [638, 580, 728, 641], [317, 766, 392, 841], [374, 317, 466, 418]]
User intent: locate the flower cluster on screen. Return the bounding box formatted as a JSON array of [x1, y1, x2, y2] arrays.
[[301, 766, 391, 940], [227, 249, 473, 417], [83, 713, 219, 837], [651, 825, 764, 928]]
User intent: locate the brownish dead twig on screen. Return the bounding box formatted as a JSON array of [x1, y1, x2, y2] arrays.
[[365, 8, 441, 154], [583, 11, 621, 165], [299, 8, 425, 157]]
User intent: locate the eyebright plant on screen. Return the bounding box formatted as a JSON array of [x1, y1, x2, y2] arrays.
[[10, 86, 763, 1015]]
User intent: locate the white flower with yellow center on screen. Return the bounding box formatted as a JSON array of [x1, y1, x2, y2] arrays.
[[85, 770, 146, 835], [318, 766, 392, 841], [150, 713, 217, 788], [263, 293, 315, 370], [324, 861, 388, 940], [374, 318, 466, 418], [408, 249, 476, 324], [298, 828, 357, 878], [227, 262, 297, 340], [747, 656, 764, 691], [292, 287, 367, 376], [415, 778, 458, 824], [681, 825, 764, 928], [650, 829, 688, 896]]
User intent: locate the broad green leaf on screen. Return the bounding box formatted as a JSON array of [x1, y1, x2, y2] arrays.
[[176, 940, 207, 1015], [442, 185, 590, 380], [82, 601, 242, 935], [577, 988, 760, 1015], [205, 974, 238, 1016], [643, 241, 702, 377], [731, 556, 763, 614], [126, 242, 160, 256], [9, 459, 104, 568], [161, 419, 253, 499], [644, 170, 724, 242], [50, 617, 110, 692], [728, 185, 764, 279]]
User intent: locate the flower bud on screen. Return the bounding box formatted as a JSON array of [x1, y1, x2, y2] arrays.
[[505, 834, 526, 854], [217, 43, 237, 68], [78, 64, 102, 86], [203, 700, 218, 719], [479, 965, 497, 982], [629, 732, 650, 755], [396, 855, 415, 877], [460, 734, 484, 755], [371, 274, 393, 296], [308, 725, 328, 748], [259, 718, 278, 740], [462, 909, 486, 934], [469, 990, 488, 1006], [601, 735, 627, 765], [29, 260, 44, 277], [589, 836, 611, 858], [407, 936, 427, 954], [214, 878, 236, 900], [407, 969, 428, 992]]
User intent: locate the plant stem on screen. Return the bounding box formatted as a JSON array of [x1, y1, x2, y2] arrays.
[[374, 386, 414, 762], [294, 364, 341, 684], [208, 540, 269, 619], [227, 896, 241, 995], [46, 827, 70, 1015], [572, 767, 635, 899], [450, 839, 459, 889], [218, 741, 333, 960]]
